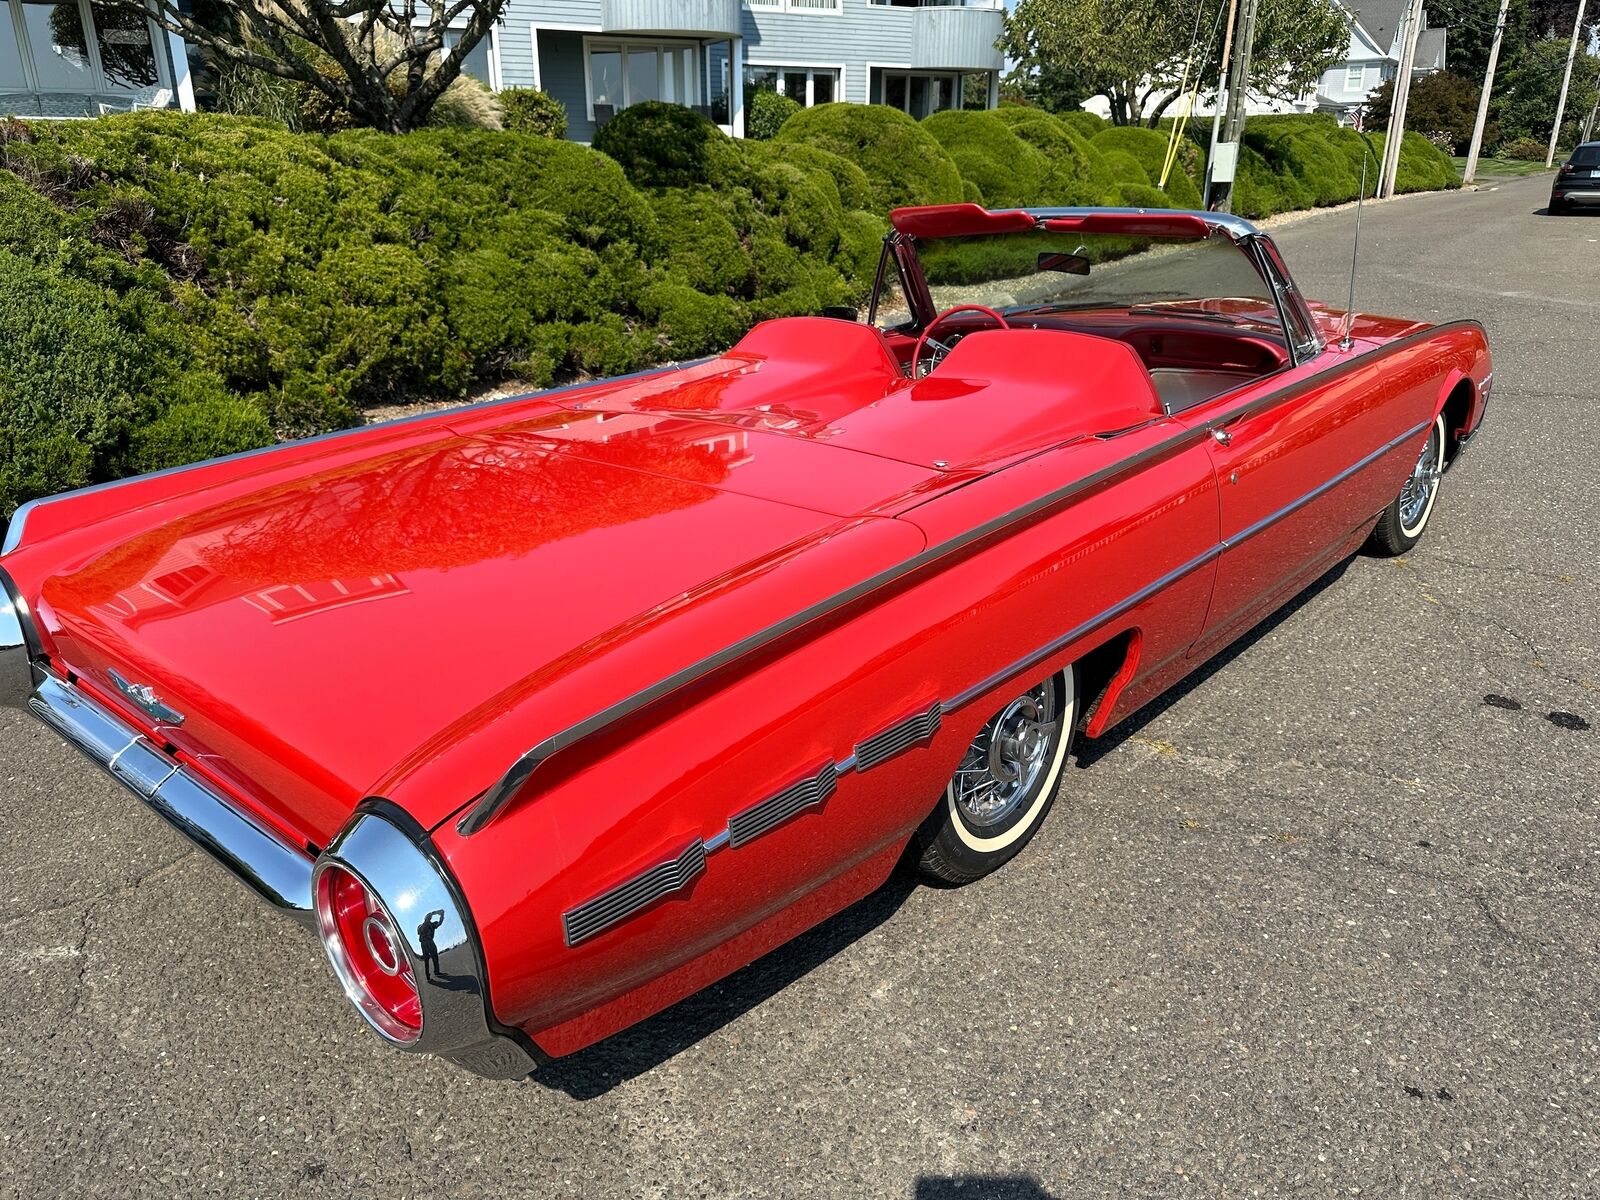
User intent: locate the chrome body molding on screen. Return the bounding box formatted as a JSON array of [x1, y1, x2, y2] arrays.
[[728, 763, 839, 849], [459, 322, 1484, 837], [316, 809, 544, 1078], [854, 702, 945, 772], [563, 839, 708, 948], [26, 672, 315, 924]]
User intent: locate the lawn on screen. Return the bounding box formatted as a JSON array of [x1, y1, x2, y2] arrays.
[[1454, 156, 1555, 179]]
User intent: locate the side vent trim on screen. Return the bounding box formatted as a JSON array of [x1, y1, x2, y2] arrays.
[[727, 764, 839, 849], [562, 839, 708, 947], [854, 701, 943, 772]]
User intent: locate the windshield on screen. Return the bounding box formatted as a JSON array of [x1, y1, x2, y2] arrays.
[[883, 231, 1281, 333]]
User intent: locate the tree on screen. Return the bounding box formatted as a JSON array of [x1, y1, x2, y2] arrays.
[[1000, 0, 1349, 127], [1364, 71, 1484, 152], [1496, 35, 1600, 147], [101, 0, 507, 133]]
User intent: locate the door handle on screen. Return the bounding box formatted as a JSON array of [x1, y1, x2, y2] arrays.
[[1209, 428, 1232, 447]]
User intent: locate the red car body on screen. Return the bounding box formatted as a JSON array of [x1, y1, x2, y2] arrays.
[[0, 205, 1490, 1076]]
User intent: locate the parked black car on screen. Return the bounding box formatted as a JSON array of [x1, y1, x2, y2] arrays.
[[1550, 142, 1600, 213]]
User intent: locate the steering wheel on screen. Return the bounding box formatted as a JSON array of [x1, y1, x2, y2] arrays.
[[912, 304, 1012, 378]]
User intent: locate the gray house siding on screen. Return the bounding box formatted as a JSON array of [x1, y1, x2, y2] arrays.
[[493, 1, 1002, 141]]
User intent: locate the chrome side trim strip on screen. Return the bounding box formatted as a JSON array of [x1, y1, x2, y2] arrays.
[[944, 545, 1223, 714], [0, 360, 710, 557], [854, 702, 944, 772], [459, 320, 1485, 835], [24, 672, 314, 925], [563, 839, 708, 948], [317, 809, 544, 1079], [945, 417, 1433, 714]]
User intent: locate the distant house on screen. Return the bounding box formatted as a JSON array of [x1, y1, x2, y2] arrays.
[[462, 0, 1007, 142], [1312, 1, 1448, 123], [1, 0, 195, 117]]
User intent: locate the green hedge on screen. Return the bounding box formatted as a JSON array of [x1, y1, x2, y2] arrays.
[[0, 105, 1460, 520]]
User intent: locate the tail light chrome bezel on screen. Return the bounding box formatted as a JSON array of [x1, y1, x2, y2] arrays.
[[312, 805, 543, 1079]]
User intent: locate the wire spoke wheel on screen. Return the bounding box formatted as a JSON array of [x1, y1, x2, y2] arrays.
[[917, 666, 1077, 885]]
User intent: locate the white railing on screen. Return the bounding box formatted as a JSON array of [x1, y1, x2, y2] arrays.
[[748, 0, 842, 11]]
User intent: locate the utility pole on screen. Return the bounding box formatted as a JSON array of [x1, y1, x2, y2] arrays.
[[1203, 0, 1241, 209], [1545, 0, 1588, 167], [1379, 0, 1426, 198], [1584, 75, 1600, 142], [1462, 0, 1512, 185], [1213, 0, 1259, 213]]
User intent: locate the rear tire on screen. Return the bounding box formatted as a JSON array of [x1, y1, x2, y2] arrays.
[[1367, 413, 1446, 557], [915, 666, 1077, 885]]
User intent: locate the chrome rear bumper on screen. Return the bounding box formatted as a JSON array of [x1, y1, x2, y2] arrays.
[[1, 575, 314, 925]]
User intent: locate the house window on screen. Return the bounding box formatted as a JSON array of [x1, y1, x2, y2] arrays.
[[1345, 64, 1365, 92], [873, 68, 963, 119], [744, 65, 839, 107], [442, 29, 493, 86], [587, 39, 702, 118], [5, 0, 164, 97]]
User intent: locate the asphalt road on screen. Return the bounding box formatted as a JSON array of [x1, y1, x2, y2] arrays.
[[2, 174, 1596, 1199]]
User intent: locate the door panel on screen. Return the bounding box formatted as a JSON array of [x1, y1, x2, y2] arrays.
[[1182, 343, 1438, 650]]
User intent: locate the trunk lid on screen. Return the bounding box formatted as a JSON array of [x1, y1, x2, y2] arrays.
[[31, 407, 932, 847]]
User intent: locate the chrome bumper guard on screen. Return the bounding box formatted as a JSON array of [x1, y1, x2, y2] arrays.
[[2, 570, 313, 923]]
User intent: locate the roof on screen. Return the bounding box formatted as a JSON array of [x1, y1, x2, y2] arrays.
[[1344, 0, 1408, 56], [889, 204, 1261, 242], [1414, 27, 1447, 72]]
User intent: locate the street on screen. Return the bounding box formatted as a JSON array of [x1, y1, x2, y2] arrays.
[[1, 173, 1595, 1198]]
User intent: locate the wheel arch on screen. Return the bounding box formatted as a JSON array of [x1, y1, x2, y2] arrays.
[[1436, 371, 1478, 466]]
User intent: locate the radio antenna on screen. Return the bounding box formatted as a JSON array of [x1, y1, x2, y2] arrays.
[[1340, 141, 1376, 351]]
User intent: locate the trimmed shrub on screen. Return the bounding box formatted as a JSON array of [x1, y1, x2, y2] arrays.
[[1110, 182, 1175, 208], [129, 395, 274, 474], [1099, 149, 1150, 187], [1057, 111, 1107, 139], [1091, 126, 1203, 208], [774, 103, 963, 209], [1499, 136, 1547, 161], [922, 110, 1045, 206], [499, 88, 568, 138], [992, 108, 1118, 204], [593, 101, 725, 190], [748, 89, 801, 140]]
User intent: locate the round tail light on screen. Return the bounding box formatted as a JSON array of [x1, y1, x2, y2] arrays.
[[315, 862, 422, 1043]]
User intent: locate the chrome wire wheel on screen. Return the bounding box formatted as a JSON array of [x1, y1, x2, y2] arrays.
[[1398, 420, 1444, 537], [917, 667, 1077, 884], [950, 683, 1059, 830]]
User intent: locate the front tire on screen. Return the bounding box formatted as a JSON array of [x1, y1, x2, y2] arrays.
[[915, 666, 1077, 885], [1367, 413, 1447, 556]]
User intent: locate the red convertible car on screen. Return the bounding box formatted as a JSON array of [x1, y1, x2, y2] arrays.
[[0, 205, 1490, 1078]]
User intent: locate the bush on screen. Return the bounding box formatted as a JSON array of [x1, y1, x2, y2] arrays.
[[593, 101, 726, 190], [774, 103, 963, 209], [748, 89, 801, 140], [922, 110, 1044, 206], [1057, 111, 1107, 139], [499, 88, 568, 139], [128, 394, 274, 474], [992, 108, 1117, 204], [1091, 126, 1203, 208], [1499, 136, 1547, 161]]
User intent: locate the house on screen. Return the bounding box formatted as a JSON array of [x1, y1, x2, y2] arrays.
[[1312, 1, 1447, 122], [1, 0, 195, 117], [474, 0, 1007, 141]]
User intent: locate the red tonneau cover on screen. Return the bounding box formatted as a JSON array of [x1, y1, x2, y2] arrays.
[[890, 203, 1215, 241]]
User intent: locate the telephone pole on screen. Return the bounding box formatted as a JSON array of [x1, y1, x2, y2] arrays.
[[1462, 0, 1512, 185], [1212, 0, 1259, 213], [1379, 0, 1426, 198], [1203, 0, 1241, 209], [1545, 0, 1588, 167]]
